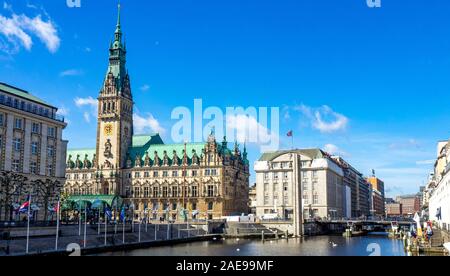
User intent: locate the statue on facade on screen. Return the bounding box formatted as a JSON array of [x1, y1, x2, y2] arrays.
[[104, 139, 113, 158]]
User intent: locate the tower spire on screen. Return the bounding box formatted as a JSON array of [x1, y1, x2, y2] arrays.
[[117, 1, 121, 28], [115, 1, 122, 40]]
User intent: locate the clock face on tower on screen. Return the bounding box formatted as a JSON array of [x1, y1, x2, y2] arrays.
[[104, 124, 113, 136]]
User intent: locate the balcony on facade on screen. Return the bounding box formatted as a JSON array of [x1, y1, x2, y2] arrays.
[[0, 93, 65, 123]]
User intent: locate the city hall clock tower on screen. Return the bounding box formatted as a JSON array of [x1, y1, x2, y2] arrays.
[[96, 3, 133, 171]]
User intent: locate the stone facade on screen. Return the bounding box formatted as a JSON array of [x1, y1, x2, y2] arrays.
[[255, 149, 345, 220], [0, 83, 68, 220], [63, 6, 250, 220]]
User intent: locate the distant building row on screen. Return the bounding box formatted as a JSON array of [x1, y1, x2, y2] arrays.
[[385, 194, 421, 217]]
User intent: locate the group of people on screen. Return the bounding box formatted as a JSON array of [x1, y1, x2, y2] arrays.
[[410, 221, 434, 242]]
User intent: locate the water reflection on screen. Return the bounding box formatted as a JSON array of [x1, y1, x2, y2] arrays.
[[101, 233, 407, 256]]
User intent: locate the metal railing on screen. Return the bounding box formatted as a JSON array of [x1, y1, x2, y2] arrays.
[[0, 99, 65, 123]]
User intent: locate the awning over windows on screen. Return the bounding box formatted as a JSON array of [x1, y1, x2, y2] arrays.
[[63, 195, 123, 210]]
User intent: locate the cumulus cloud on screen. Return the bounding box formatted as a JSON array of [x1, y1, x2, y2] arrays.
[[323, 144, 347, 157], [74, 97, 98, 123], [295, 104, 349, 133], [0, 4, 60, 54], [56, 106, 69, 116], [134, 113, 166, 135], [225, 114, 280, 152], [75, 96, 97, 108]]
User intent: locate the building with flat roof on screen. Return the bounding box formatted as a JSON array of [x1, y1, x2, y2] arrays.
[[397, 194, 421, 217], [0, 82, 68, 220], [255, 149, 345, 220]]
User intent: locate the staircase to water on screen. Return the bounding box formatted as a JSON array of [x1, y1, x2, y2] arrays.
[[224, 222, 282, 238]]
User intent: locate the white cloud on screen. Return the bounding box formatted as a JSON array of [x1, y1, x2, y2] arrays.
[[75, 96, 97, 108], [389, 139, 420, 150], [295, 104, 349, 133], [416, 160, 435, 166], [225, 114, 280, 152], [74, 97, 98, 123], [140, 84, 150, 92], [0, 8, 60, 54], [83, 112, 90, 123], [56, 106, 69, 116], [323, 144, 347, 157], [60, 69, 83, 77], [134, 113, 166, 135], [0, 14, 32, 51]]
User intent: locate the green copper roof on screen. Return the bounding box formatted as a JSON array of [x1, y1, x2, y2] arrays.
[[66, 148, 96, 169], [259, 149, 327, 162], [0, 82, 54, 107], [67, 148, 96, 161], [132, 134, 164, 147], [66, 134, 249, 168], [129, 142, 207, 166]]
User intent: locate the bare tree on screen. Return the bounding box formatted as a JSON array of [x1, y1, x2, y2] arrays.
[[33, 178, 61, 221], [0, 171, 28, 221]]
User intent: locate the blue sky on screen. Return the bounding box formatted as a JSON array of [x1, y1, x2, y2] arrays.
[[1, 0, 450, 197]]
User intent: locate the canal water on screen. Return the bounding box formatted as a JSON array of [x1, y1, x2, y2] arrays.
[[100, 233, 407, 256]]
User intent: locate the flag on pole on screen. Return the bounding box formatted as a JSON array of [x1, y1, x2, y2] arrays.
[[120, 207, 126, 222], [25, 194, 32, 254], [287, 130, 294, 149], [53, 202, 60, 213], [105, 206, 113, 220], [55, 199, 60, 251], [18, 196, 31, 215]]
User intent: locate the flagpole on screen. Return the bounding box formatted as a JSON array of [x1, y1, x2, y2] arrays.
[[122, 210, 125, 244], [25, 194, 31, 254], [55, 199, 60, 251], [78, 203, 81, 236], [138, 220, 141, 243], [114, 206, 117, 234], [98, 210, 101, 235], [291, 132, 294, 150], [84, 204, 87, 248], [104, 207, 107, 246]]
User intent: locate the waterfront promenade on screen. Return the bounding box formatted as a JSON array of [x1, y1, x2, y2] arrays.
[[0, 222, 209, 256]]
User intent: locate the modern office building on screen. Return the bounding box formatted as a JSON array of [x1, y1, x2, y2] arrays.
[[332, 157, 371, 218], [396, 195, 421, 217]]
